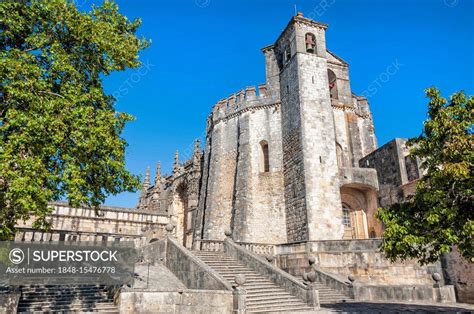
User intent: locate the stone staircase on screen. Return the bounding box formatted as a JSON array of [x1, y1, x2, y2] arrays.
[[193, 250, 338, 313], [297, 279, 350, 305], [17, 285, 118, 313]]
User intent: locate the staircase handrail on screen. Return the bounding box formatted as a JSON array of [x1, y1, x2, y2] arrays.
[[224, 237, 319, 309], [166, 236, 233, 291]]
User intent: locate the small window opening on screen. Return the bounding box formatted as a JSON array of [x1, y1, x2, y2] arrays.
[[285, 46, 291, 63], [260, 141, 270, 173], [327, 69, 338, 99]]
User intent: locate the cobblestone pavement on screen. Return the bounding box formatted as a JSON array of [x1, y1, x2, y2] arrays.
[[319, 301, 474, 313]]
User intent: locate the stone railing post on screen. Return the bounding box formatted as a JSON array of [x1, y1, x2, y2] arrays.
[[303, 266, 320, 310], [307, 284, 320, 310], [232, 274, 247, 314], [165, 223, 175, 237], [192, 238, 202, 251], [431, 272, 456, 303]]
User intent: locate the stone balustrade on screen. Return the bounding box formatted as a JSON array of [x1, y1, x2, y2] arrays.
[[14, 227, 148, 247], [236, 242, 276, 256], [194, 239, 225, 252]]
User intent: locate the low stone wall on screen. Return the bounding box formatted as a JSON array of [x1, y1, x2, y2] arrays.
[[353, 284, 456, 303], [119, 289, 233, 314], [0, 289, 20, 314], [142, 238, 167, 265], [276, 239, 440, 286], [165, 236, 232, 291]]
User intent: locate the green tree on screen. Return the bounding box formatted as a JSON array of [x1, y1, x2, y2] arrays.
[[0, 0, 149, 240], [377, 88, 473, 264]]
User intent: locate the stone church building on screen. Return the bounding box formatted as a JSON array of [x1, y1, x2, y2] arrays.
[[12, 14, 472, 312], [137, 13, 390, 248]]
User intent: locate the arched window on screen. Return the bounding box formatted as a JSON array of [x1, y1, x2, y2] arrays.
[[305, 33, 316, 53], [260, 140, 270, 173], [336, 142, 343, 167], [342, 203, 351, 227], [327, 69, 338, 99]]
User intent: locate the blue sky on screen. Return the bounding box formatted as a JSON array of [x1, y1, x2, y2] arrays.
[[77, 0, 474, 208]]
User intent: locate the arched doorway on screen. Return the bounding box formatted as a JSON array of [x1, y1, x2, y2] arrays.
[[340, 186, 372, 239], [174, 182, 192, 247]]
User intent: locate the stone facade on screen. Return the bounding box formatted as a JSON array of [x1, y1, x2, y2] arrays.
[[193, 14, 381, 244], [135, 13, 381, 246]]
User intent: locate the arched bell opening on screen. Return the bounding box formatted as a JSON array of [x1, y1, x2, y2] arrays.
[[327, 69, 338, 99]]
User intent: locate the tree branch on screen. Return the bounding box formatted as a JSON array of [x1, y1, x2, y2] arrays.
[[38, 91, 65, 99]]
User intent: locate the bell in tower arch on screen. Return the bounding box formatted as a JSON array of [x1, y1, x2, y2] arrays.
[[305, 33, 316, 53]]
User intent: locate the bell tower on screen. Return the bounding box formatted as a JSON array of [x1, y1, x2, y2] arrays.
[[276, 13, 343, 241]]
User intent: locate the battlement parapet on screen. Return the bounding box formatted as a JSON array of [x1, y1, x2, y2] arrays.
[[209, 84, 280, 124]]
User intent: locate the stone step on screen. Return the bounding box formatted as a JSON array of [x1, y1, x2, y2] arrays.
[[18, 308, 118, 313], [18, 300, 114, 308], [247, 308, 314, 313], [18, 284, 117, 313], [247, 304, 314, 312], [19, 296, 113, 304], [244, 285, 281, 291], [20, 287, 108, 293], [247, 297, 305, 306], [18, 304, 117, 312], [20, 291, 109, 297], [247, 294, 296, 302], [207, 265, 251, 269], [18, 310, 118, 314], [226, 277, 270, 282], [246, 289, 288, 295], [221, 274, 263, 278], [247, 291, 293, 298], [245, 284, 281, 289], [215, 270, 258, 274]]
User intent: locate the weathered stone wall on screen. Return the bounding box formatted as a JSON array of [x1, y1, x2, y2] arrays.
[[197, 88, 287, 244], [359, 138, 407, 207], [201, 117, 239, 240], [293, 21, 343, 241], [278, 33, 308, 242], [441, 247, 474, 304], [275, 240, 441, 286], [232, 107, 286, 243], [119, 290, 233, 314]]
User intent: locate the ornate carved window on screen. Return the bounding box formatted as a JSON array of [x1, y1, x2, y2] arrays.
[[260, 140, 270, 173], [305, 33, 316, 53]]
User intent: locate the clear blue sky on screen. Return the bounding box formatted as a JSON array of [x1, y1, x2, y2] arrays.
[[77, 0, 474, 208]]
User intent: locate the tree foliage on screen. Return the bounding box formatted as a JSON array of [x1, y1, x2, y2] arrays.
[[0, 0, 149, 240], [377, 88, 473, 264]]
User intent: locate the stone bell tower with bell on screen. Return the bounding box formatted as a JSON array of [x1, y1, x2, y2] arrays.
[[272, 13, 344, 242]]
